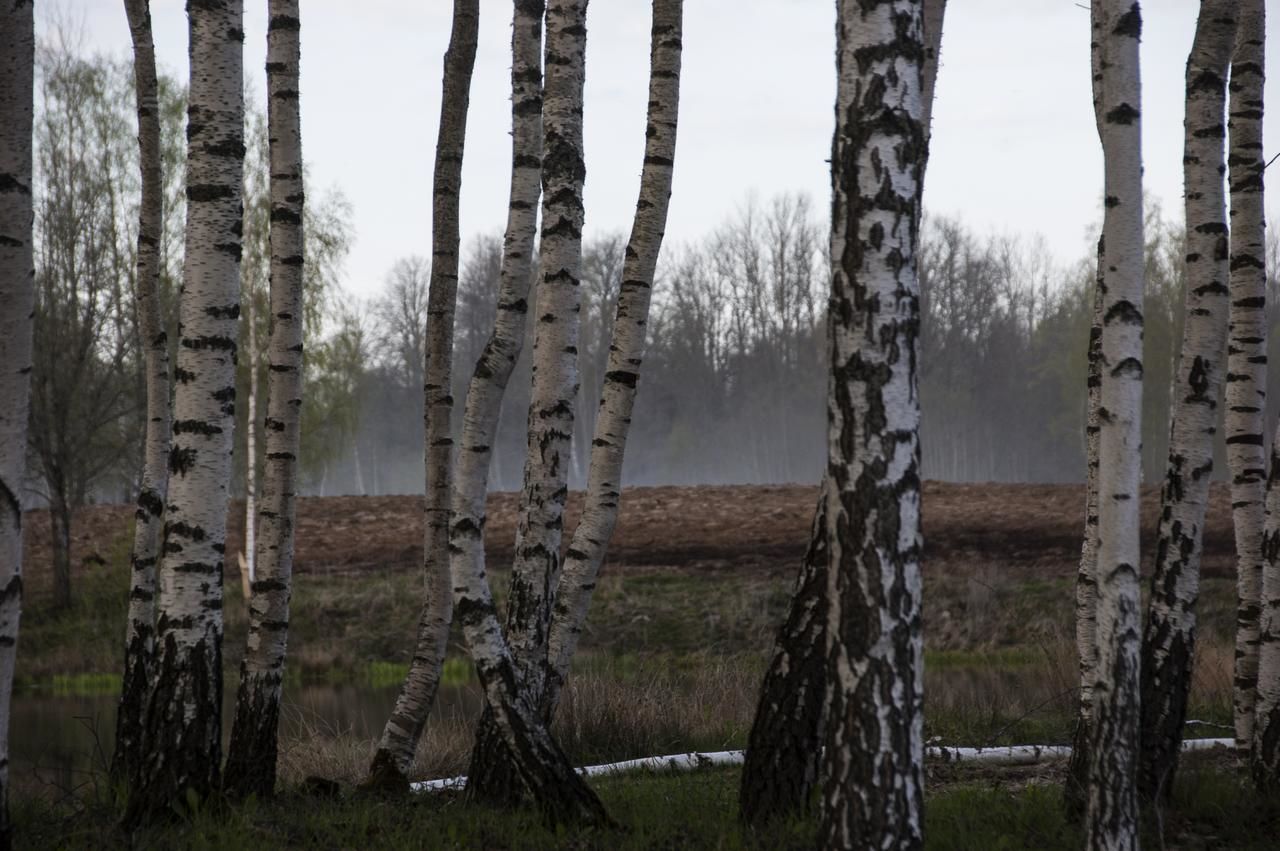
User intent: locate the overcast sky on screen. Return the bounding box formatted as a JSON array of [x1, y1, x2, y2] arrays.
[[75, 1, 1280, 299]]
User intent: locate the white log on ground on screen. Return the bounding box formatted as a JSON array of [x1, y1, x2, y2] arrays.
[[411, 739, 1238, 794]]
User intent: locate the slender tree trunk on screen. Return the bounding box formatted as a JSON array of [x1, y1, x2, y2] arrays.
[[125, 0, 243, 825], [0, 4, 34, 847], [1085, 3, 1144, 849], [1066, 234, 1105, 817], [1066, 8, 1109, 814], [1226, 0, 1267, 763], [1138, 0, 1235, 804], [224, 2, 304, 800], [49, 496, 72, 609], [433, 0, 545, 797], [465, 0, 591, 805], [365, 0, 479, 791], [1233, 0, 1280, 790], [819, 2, 927, 848], [244, 282, 257, 585], [542, 0, 682, 727], [114, 0, 170, 787], [740, 0, 944, 828]]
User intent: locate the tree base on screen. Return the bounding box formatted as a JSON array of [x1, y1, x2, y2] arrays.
[[361, 748, 411, 796], [223, 667, 283, 801], [123, 632, 222, 829]]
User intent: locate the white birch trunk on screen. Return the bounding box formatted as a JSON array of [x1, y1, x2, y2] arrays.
[[365, 0, 479, 789], [125, 0, 243, 825], [244, 284, 257, 586], [544, 0, 683, 715], [740, 3, 944, 827], [224, 1, 304, 800], [114, 0, 171, 787], [1235, 0, 1280, 790], [463, 0, 591, 805], [1085, 3, 1144, 848], [1067, 7, 1109, 814], [1226, 0, 1267, 762], [448, 1, 610, 825], [0, 3, 33, 845], [1138, 0, 1235, 804], [820, 2, 926, 847]]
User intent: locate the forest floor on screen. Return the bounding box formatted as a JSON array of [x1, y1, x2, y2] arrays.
[[16, 482, 1268, 848]]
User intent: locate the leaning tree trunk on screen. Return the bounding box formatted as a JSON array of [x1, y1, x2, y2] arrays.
[[544, 0, 683, 737], [114, 0, 171, 786], [819, 2, 927, 848], [0, 4, 34, 848], [740, 0, 945, 828], [364, 0, 479, 791], [124, 0, 243, 826], [223, 1, 304, 800], [1138, 0, 1235, 805], [1084, 3, 1145, 849], [1065, 6, 1109, 815], [464, 0, 590, 806], [1226, 0, 1267, 764], [243, 280, 257, 593], [1066, 234, 1105, 817]]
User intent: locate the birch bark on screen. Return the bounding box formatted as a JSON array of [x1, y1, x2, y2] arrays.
[[113, 0, 171, 786], [0, 2, 33, 846], [1225, 0, 1267, 762], [1138, 0, 1235, 804], [544, 0, 683, 723], [741, 0, 944, 828], [365, 0, 479, 790], [819, 2, 927, 847], [464, 0, 590, 804], [1085, 3, 1145, 848], [125, 0, 243, 824], [1066, 6, 1109, 815], [223, 1, 304, 799]]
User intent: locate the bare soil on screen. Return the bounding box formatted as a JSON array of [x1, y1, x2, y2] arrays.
[[22, 481, 1236, 593]]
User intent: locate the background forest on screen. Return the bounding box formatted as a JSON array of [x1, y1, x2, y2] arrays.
[[33, 42, 1280, 511]]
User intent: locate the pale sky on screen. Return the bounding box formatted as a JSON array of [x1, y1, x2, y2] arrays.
[[74, 1, 1280, 298]]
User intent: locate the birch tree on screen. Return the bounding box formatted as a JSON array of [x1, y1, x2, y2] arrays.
[[113, 0, 170, 786], [463, 0, 591, 805], [125, 0, 243, 824], [1226, 0, 1267, 763], [0, 2, 34, 845], [1235, 0, 1280, 789], [1085, 2, 1145, 848], [543, 0, 682, 722], [365, 0, 479, 789], [819, 1, 927, 847], [1138, 0, 1235, 804], [1066, 4, 1109, 812], [740, 0, 944, 827], [223, 1, 304, 799]]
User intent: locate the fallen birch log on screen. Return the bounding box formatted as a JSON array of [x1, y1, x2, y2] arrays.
[[409, 737, 1235, 793]]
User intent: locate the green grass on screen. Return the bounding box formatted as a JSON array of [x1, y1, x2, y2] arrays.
[[16, 762, 1280, 850]]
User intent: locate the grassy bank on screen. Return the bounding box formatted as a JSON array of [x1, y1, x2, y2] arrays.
[[16, 757, 1280, 850]]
